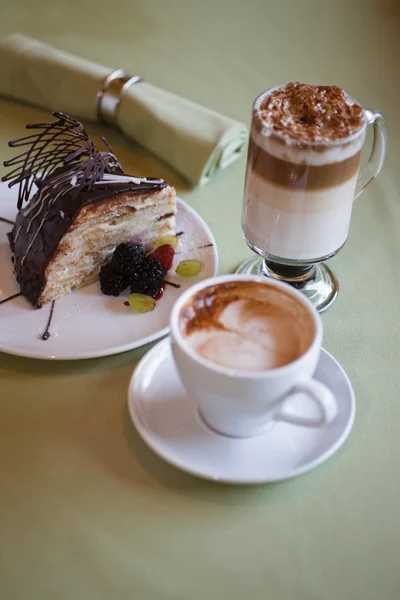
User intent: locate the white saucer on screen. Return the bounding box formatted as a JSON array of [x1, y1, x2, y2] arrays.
[[127, 338, 356, 484], [0, 180, 218, 360]]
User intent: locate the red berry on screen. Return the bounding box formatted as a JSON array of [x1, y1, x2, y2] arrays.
[[149, 244, 175, 272], [154, 286, 165, 301]]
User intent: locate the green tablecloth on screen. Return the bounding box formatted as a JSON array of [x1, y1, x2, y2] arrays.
[[1, 1, 399, 598]]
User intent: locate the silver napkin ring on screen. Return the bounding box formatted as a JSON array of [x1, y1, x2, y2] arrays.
[[97, 69, 143, 127]]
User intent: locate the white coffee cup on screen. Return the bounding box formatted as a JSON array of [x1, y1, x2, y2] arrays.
[[170, 275, 337, 438]]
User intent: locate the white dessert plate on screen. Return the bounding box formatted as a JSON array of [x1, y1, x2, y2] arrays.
[[127, 338, 356, 484], [0, 182, 218, 360]]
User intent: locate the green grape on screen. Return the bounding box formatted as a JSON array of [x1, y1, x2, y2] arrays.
[[175, 259, 203, 278], [128, 293, 156, 313], [153, 235, 178, 250]]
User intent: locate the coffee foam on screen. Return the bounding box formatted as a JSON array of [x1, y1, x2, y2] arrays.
[[252, 83, 366, 165], [179, 281, 315, 372], [251, 125, 365, 166]]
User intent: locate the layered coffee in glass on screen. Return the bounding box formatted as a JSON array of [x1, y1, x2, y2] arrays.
[[238, 82, 387, 311]]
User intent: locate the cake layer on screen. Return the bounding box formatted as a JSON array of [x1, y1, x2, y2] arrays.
[[39, 187, 176, 305], [10, 175, 175, 306]]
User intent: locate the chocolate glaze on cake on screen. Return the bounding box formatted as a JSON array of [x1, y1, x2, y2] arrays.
[[2, 112, 166, 307], [0, 292, 22, 305], [41, 300, 55, 340], [0, 216, 15, 226], [8, 174, 166, 306]]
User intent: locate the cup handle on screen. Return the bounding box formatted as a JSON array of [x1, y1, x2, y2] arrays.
[[355, 109, 387, 199], [274, 379, 338, 428]]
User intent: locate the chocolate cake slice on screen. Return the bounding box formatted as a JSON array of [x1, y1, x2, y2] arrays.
[[2, 112, 176, 307]]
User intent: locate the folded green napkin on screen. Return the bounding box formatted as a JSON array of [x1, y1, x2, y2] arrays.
[[0, 34, 248, 186]]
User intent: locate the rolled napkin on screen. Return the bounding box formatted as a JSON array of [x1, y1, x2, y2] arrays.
[[0, 34, 248, 186]]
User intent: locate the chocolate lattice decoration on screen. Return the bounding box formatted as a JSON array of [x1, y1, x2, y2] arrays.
[[2, 112, 121, 212]]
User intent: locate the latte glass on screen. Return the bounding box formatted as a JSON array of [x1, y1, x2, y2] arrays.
[[237, 85, 387, 312]]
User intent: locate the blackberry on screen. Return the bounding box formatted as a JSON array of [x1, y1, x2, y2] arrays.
[[110, 243, 147, 275], [130, 257, 166, 298], [99, 263, 130, 296]]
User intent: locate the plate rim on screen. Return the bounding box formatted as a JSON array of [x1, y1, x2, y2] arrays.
[[127, 338, 356, 485], [0, 196, 218, 360]]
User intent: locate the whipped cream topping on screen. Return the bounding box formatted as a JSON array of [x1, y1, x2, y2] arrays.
[[255, 82, 364, 144]]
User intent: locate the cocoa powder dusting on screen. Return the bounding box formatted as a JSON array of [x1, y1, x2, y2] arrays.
[[258, 82, 363, 143]]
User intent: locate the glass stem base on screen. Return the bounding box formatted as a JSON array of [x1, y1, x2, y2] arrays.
[[236, 257, 339, 313]]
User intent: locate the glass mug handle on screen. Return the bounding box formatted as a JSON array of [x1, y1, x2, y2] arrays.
[[355, 109, 387, 199]]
